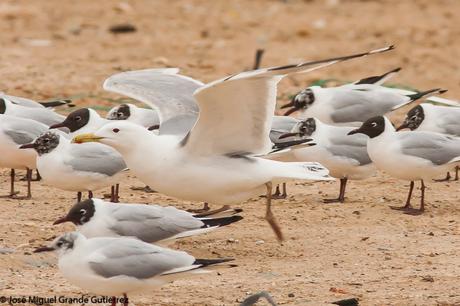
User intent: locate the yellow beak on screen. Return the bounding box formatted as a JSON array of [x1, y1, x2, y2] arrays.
[[72, 133, 105, 144]]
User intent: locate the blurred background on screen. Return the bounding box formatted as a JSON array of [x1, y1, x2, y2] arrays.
[[0, 0, 458, 113]]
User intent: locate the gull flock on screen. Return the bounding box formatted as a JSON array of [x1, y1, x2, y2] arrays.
[[1, 45, 460, 305]]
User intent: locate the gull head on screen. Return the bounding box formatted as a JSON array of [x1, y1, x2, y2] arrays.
[[106, 103, 131, 121], [49, 108, 96, 132], [72, 121, 146, 152], [279, 117, 317, 140], [19, 131, 60, 155], [348, 116, 387, 138], [0, 97, 8, 114], [396, 105, 424, 131], [281, 88, 315, 116], [34, 232, 82, 255], [53, 198, 96, 226]]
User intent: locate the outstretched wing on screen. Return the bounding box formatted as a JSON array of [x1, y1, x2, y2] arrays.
[[103, 68, 203, 135], [184, 46, 394, 156]]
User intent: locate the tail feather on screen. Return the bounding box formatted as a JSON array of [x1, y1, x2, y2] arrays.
[[199, 215, 243, 228], [39, 99, 74, 108], [272, 161, 333, 182], [392, 88, 446, 111], [354, 67, 401, 85], [193, 258, 236, 268]]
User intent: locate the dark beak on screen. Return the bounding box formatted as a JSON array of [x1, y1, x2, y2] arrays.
[[280, 101, 300, 116], [33, 246, 55, 253], [148, 124, 160, 131], [395, 122, 408, 131], [278, 132, 300, 139], [19, 143, 36, 149], [53, 216, 69, 225], [347, 129, 360, 135], [49, 122, 66, 129]]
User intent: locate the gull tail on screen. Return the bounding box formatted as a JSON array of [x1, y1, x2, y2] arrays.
[[270, 161, 333, 183], [392, 88, 447, 111], [167, 215, 243, 240], [199, 215, 243, 228], [354, 67, 401, 85], [39, 99, 74, 108], [161, 258, 236, 276]]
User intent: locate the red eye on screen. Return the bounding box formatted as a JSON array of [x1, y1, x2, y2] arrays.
[[113, 128, 120, 133]]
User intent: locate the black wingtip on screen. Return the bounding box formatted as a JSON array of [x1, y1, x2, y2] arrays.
[[354, 67, 402, 85], [193, 258, 235, 267], [408, 88, 445, 101], [39, 99, 72, 108], [331, 298, 359, 306], [200, 215, 243, 228]]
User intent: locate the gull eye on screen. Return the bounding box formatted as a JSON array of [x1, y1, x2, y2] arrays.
[[80, 209, 86, 215], [410, 115, 417, 120], [56, 241, 63, 247], [113, 128, 120, 133], [371, 122, 378, 127], [75, 116, 82, 122], [117, 112, 124, 117]]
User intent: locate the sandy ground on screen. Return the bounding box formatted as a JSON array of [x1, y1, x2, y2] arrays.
[[0, 0, 460, 305]]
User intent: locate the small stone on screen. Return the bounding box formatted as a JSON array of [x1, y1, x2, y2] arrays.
[[288, 293, 295, 298], [0, 247, 15, 254], [255, 240, 265, 245], [422, 275, 434, 282]]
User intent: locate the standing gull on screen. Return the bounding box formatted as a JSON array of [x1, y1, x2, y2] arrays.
[[106, 103, 160, 130], [19, 131, 127, 202], [397, 103, 460, 180], [281, 68, 445, 125], [348, 116, 460, 214], [0, 97, 65, 126], [53, 198, 243, 243], [74, 46, 393, 241], [0, 114, 48, 198], [34, 232, 235, 306], [277, 117, 376, 203]]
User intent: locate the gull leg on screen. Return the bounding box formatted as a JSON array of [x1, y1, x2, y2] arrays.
[[115, 183, 120, 202], [0, 169, 20, 198], [77, 191, 82, 202], [324, 178, 347, 203], [110, 186, 115, 202], [405, 180, 426, 216], [88, 190, 93, 199], [281, 182, 287, 198], [265, 182, 284, 242], [434, 172, 451, 182], [390, 181, 414, 210], [110, 297, 116, 306], [25, 168, 32, 199], [36, 170, 41, 181], [455, 166, 459, 181], [123, 293, 128, 306]]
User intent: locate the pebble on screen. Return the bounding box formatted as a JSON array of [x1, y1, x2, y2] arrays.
[[255, 240, 265, 245]]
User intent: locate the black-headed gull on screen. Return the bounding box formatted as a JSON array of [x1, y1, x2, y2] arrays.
[[73, 46, 393, 241], [19, 131, 127, 202], [0, 93, 72, 108], [106, 103, 160, 129], [397, 103, 460, 181], [276, 117, 376, 203], [49, 108, 108, 137], [0, 97, 65, 126], [348, 116, 460, 214], [0, 114, 48, 198], [53, 198, 243, 242], [34, 232, 235, 306], [281, 68, 445, 125]]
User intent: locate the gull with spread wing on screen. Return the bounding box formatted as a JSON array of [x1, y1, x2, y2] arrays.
[[74, 47, 393, 241]]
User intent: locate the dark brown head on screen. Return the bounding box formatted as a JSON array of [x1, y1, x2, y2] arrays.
[[107, 104, 131, 120], [348, 116, 386, 138], [49, 108, 90, 132], [396, 105, 425, 131], [281, 88, 315, 116], [53, 199, 96, 226]]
